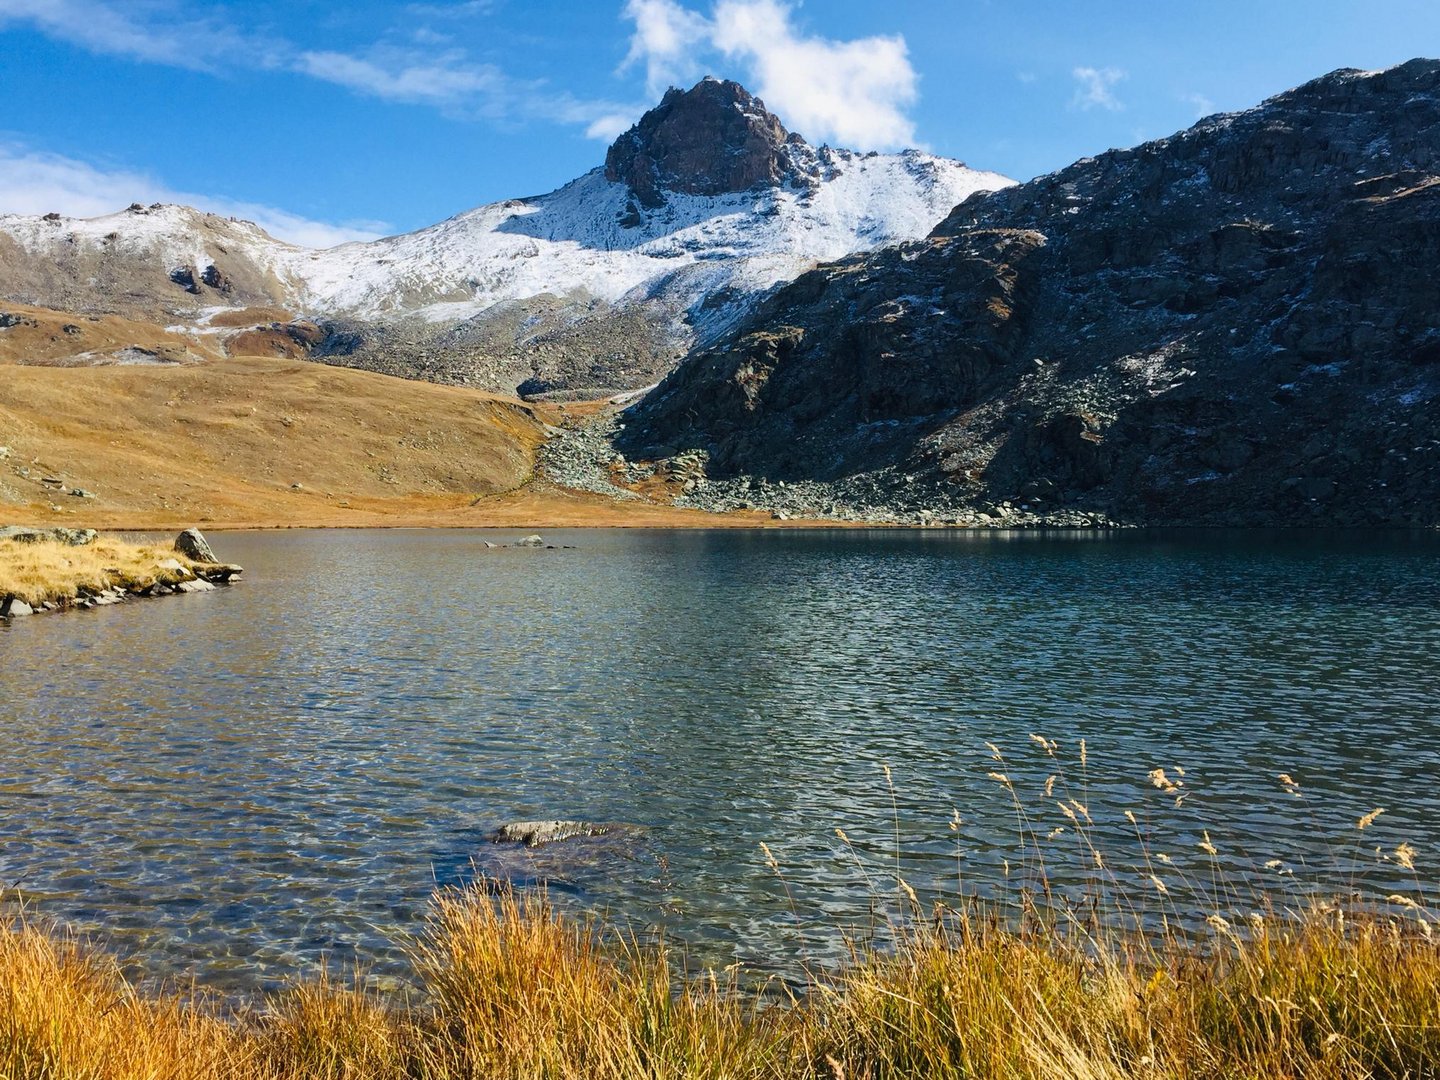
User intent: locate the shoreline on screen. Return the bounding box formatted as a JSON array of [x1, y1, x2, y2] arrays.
[[0, 528, 241, 619]]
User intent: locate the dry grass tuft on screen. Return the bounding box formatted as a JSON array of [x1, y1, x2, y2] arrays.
[[2, 886, 1436, 1079], [0, 536, 199, 606], [0, 911, 237, 1080]]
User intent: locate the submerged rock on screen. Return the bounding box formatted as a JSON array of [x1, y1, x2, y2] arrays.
[[513, 534, 545, 548], [195, 563, 244, 583], [490, 821, 614, 847]]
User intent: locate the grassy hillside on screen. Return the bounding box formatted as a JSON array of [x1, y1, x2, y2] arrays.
[[0, 353, 548, 527], [0, 305, 788, 528]]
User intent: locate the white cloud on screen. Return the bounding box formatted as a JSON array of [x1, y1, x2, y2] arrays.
[[1182, 91, 1217, 119], [619, 0, 919, 150], [0, 0, 629, 135], [294, 49, 505, 108], [1071, 66, 1125, 111], [584, 111, 641, 141], [2, 0, 921, 151], [620, 0, 710, 97], [0, 143, 387, 247], [0, 0, 260, 70]]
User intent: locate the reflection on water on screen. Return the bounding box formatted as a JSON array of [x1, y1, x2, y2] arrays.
[[1, 528, 1438, 992]]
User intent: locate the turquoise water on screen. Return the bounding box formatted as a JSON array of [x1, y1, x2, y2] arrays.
[[1, 528, 1437, 991]]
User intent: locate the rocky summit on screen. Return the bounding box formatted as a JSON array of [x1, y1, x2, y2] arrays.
[[604, 77, 809, 208], [619, 59, 1440, 527]]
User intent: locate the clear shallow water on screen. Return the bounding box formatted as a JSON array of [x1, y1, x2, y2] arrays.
[[1, 528, 1438, 993]]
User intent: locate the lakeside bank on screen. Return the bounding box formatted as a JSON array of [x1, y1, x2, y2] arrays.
[[0, 527, 241, 618]]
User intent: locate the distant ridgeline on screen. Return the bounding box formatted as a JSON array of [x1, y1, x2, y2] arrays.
[[0, 78, 1009, 402], [620, 59, 1440, 527]]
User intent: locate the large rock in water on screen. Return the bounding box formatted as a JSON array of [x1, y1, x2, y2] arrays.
[[175, 528, 217, 563], [604, 77, 809, 208], [621, 59, 1440, 527]]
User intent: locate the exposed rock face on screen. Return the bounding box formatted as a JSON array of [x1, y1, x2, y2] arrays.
[[175, 528, 218, 563], [605, 77, 807, 207], [621, 59, 1440, 526]]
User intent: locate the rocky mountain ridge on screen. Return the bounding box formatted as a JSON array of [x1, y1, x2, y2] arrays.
[[0, 80, 1011, 399], [604, 77, 812, 206], [618, 59, 1440, 526]]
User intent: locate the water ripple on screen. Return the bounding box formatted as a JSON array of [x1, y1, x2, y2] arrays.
[[1, 528, 1438, 991]]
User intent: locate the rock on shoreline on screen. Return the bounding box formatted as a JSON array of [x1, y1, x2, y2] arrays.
[[0, 527, 243, 621]]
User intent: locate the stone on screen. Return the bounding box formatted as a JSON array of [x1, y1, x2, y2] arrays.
[[67, 488, 97, 499], [195, 563, 243, 583], [490, 821, 611, 847], [175, 528, 218, 563], [0, 525, 97, 546], [169, 266, 200, 294], [200, 264, 232, 292], [604, 77, 810, 208], [175, 578, 217, 593], [482, 541, 498, 549], [514, 534, 545, 547], [1, 597, 34, 617]]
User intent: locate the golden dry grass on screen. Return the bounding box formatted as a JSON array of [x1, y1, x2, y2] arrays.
[[0, 535, 202, 606], [0, 355, 547, 528], [2, 742, 1437, 1078], [2, 885, 1436, 1080]]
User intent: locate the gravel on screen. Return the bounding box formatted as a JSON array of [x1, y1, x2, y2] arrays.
[[539, 408, 1131, 529]]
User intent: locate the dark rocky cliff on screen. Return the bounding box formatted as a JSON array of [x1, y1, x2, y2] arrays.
[[620, 59, 1440, 526], [604, 77, 811, 208]]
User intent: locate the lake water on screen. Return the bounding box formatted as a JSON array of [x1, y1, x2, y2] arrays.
[[2, 528, 1438, 993]]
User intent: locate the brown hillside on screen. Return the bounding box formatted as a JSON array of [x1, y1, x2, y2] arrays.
[[0, 302, 806, 530], [0, 356, 547, 526]]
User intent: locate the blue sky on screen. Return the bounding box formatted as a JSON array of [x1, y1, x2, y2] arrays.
[[1, 0, 1438, 244]]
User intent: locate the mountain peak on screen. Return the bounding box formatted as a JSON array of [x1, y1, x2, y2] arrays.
[[604, 77, 808, 208]]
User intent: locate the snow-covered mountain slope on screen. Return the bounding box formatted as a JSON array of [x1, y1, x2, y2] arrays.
[[0, 79, 1012, 396], [282, 149, 1010, 326]]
